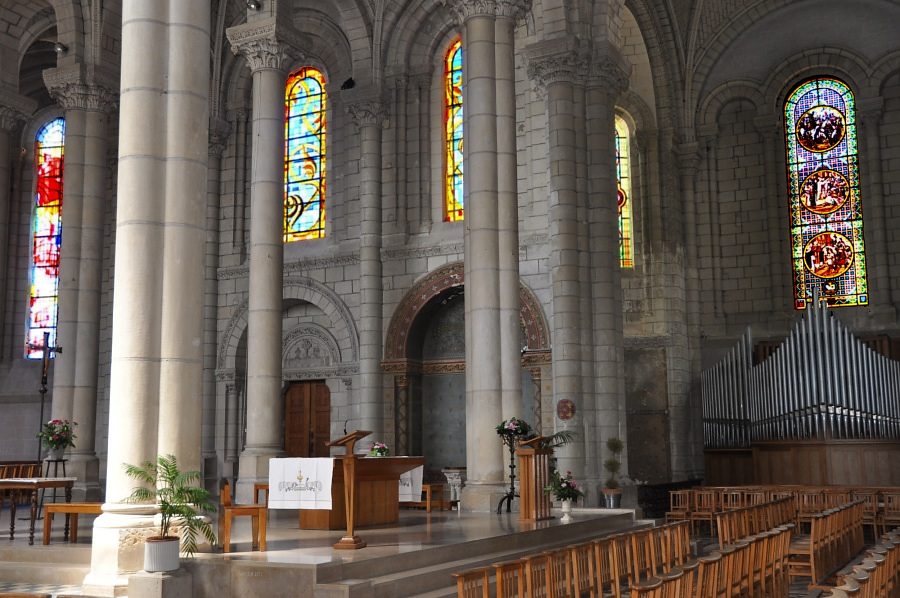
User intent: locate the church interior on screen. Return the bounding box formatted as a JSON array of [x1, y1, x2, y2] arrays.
[[0, 0, 899, 595]]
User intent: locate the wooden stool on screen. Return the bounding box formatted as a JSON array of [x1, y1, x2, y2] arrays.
[[219, 480, 267, 553], [42, 502, 102, 545]]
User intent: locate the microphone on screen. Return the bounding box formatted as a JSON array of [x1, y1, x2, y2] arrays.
[[343, 419, 349, 435]]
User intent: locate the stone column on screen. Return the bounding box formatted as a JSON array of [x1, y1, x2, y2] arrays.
[[0, 91, 34, 360], [83, 2, 210, 593], [203, 119, 230, 490], [445, 0, 505, 510], [858, 98, 895, 312], [752, 117, 787, 311], [227, 21, 295, 500], [43, 74, 116, 501], [495, 2, 525, 423], [525, 41, 585, 478], [347, 95, 387, 445], [585, 56, 630, 488]]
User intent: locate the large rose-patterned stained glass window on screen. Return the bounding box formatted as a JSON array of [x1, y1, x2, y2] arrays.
[[26, 117, 65, 359], [444, 37, 464, 222], [615, 115, 633, 268], [284, 67, 326, 241], [785, 77, 867, 309]]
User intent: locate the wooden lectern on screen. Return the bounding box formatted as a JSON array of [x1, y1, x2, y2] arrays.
[[516, 436, 553, 522], [327, 430, 371, 549]]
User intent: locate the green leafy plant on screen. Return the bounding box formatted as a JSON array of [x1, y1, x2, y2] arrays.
[[124, 454, 217, 557], [604, 437, 624, 490]]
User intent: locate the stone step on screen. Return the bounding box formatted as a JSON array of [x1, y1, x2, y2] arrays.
[[0, 560, 89, 585], [0, 543, 92, 565]]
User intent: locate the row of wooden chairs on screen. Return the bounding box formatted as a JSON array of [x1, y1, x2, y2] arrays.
[[453, 520, 691, 598], [631, 524, 795, 598], [823, 527, 900, 598], [0, 461, 42, 509], [715, 496, 795, 549], [788, 500, 865, 590]]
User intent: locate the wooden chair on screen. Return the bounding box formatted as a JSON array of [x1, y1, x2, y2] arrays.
[[453, 567, 490, 598], [493, 560, 526, 598], [569, 542, 596, 598], [694, 553, 722, 597], [665, 490, 691, 524], [690, 489, 718, 537], [851, 490, 880, 539], [219, 479, 266, 553], [42, 502, 102, 544], [881, 493, 900, 537]]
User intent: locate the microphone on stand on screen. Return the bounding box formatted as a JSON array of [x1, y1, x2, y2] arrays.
[[343, 419, 349, 435]]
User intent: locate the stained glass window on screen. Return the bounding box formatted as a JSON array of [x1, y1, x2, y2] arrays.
[[615, 116, 634, 268], [444, 37, 464, 222], [284, 67, 326, 241], [26, 117, 65, 359], [785, 77, 867, 309]]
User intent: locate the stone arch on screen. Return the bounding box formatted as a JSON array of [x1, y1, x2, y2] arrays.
[[217, 276, 359, 375], [16, 6, 57, 68], [871, 49, 900, 95], [762, 48, 872, 112], [383, 261, 550, 362], [698, 80, 766, 128], [617, 90, 656, 131]]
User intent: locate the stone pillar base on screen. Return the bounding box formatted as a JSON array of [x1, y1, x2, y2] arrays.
[[66, 454, 102, 502], [236, 448, 283, 503], [460, 483, 510, 513], [81, 508, 158, 597], [128, 569, 192, 598]]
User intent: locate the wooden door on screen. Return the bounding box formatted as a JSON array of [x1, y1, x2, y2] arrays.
[[284, 381, 331, 457]]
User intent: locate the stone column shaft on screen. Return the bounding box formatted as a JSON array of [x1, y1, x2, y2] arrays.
[[495, 14, 522, 424], [226, 22, 297, 499], [462, 11, 503, 488], [348, 99, 386, 443], [859, 101, 894, 309]]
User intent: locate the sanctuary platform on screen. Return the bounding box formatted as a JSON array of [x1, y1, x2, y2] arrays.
[[0, 505, 644, 597]]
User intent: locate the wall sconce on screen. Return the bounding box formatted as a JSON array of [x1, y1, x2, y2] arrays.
[[246, 0, 261, 9], [53, 42, 68, 55]]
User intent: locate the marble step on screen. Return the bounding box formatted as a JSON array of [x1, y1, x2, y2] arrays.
[[0, 560, 89, 585], [0, 544, 92, 565], [314, 511, 647, 598]]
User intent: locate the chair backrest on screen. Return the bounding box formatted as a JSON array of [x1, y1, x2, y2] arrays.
[[220, 479, 234, 507], [453, 567, 490, 598], [494, 560, 526, 598]]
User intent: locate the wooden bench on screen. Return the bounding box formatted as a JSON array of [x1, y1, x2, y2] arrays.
[[42, 502, 102, 544]]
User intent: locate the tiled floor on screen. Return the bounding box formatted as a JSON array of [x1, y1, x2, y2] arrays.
[[0, 581, 82, 596]]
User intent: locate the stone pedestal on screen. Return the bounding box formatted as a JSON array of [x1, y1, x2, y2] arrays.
[[81, 509, 158, 597], [460, 482, 509, 513], [128, 569, 193, 598]]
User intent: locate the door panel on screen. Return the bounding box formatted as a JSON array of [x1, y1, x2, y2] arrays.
[[284, 381, 331, 457]]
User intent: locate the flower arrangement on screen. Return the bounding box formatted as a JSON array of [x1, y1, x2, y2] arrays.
[[37, 419, 77, 450], [545, 469, 584, 502], [495, 417, 533, 445], [369, 441, 389, 457]]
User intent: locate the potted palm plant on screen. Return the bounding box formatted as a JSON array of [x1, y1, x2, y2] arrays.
[[602, 437, 624, 508], [124, 454, 217, 572]]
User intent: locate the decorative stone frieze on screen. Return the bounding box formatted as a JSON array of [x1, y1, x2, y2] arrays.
[[226, 20, 303, 73], [442, 0, 497, 23]]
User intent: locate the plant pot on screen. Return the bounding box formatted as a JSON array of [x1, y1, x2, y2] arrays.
[[602, 489, 622, 509], [144, 536, 180, 572], [46, 446, 65, 461], [560, 499, 574, 523]]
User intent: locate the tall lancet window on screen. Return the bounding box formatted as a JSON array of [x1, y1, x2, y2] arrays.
[[284, 66, 327, 241], [615, 115, 634, 268], [444, 37, 464, 221], [785, 77, 867, 309], [26, 117, 66, 358]]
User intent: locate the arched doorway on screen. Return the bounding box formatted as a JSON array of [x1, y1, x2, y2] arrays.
[[383, 262, 551, 481]]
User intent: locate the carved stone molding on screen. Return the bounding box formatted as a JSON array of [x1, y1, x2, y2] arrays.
[[283, 364, 358, 381], [422, 360, 466, 374], [226, 20, 304, 73], [586, 55, 631, 99], [442, 0, 497, 23], [217, 253, 360, 279], [495, 0, 530, 19], [0, 88, 36, 131], [382, 243, 464, 261], [281, 323, 342, 370]]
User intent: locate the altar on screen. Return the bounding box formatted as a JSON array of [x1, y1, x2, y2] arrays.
[[299, 456, 424, 530]]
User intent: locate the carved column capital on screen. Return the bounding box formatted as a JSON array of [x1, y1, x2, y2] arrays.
[[586, 55, 631, 99], [524, 39, 584, 91], [209, 118, 231, 158], [0, 88, 37, 131], [43, 64, 119, 112], [442, 0, 497, 23], [226, 20, 303, 73], [346, 99, 388, 129], [494, 0, 530, 20]]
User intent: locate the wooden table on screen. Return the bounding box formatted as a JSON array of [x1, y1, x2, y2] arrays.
[[0, 477, 75, 545], [300, 456, 425, 530]]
